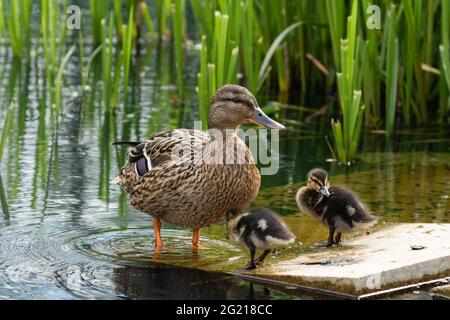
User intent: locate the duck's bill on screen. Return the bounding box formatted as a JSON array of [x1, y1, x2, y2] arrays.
[[249, 108, 286, 130], [320, 186, 331, 197]]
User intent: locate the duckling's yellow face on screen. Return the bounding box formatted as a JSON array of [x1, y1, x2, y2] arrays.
[[307, 169, 331, 197]]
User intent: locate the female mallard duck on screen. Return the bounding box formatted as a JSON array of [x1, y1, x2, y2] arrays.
[[227, 208, 295, 269], [296, 168, 378, 247], [113, 85, 285, 249]]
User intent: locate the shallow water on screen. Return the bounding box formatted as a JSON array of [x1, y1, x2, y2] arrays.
[[0, 36, 449, 299]]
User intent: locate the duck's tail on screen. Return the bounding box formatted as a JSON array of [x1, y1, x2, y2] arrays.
[[112, 141, 140, 147]]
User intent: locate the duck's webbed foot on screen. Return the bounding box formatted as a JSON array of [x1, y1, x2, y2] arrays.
[[256, 249, 271, 265], [325, 226, 336, 247], [245, 261, 257, 270], [245, 242, 257, 270]]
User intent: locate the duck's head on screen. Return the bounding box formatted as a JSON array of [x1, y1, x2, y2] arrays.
[[208, 84, 285, 131], [307, 168, 330, 197]]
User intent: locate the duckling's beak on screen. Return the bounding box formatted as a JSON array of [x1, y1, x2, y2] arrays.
[[249, 107, 286, 130], [320, 186, 331, 197]]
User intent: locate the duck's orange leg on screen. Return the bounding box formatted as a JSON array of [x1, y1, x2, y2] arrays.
[[152, 217, 164, 248], [192, 228, 201, 248]]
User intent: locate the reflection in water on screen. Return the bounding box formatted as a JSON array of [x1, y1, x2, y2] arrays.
[[0, 175, 9, 225], [112, 265, 274, 300], [0, 29, 449, 299]]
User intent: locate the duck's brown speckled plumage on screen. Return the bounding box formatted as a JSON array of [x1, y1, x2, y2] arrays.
[[114, 85, 284, 231], [117, 131, 260, 228]]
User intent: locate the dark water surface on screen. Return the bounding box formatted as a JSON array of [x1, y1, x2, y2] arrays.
[[0, 36, 449, 300]]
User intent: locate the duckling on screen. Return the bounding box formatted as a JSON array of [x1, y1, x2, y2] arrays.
[[228, 208, 295, 270], [296, 168, 378, 247]]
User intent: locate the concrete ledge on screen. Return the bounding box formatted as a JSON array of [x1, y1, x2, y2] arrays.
[[242, 224, 450, 294], [431, 284, 450, 299]]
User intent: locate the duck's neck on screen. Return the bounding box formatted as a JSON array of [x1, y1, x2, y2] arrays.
[[207, 126, 240, 139]]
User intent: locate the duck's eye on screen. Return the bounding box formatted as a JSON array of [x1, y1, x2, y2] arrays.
[[135, 157, 149, 176]]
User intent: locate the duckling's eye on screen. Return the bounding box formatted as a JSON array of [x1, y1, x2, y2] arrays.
[[135, 157, 149, 176]]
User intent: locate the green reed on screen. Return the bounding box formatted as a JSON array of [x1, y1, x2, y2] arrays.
[[55, 45, 76, 123], [90, 0, 110, 44], [0, 0, 6, 39], [0, 103, 14, 163], [330, 0, 364, 164], [171, 0, 185, 97], [140, 1, 155, 34], [0, 174, 9, 222], [439, 0, 450, 121], [113, 0, 123, 39], [4, 0, 32, 59], [122, 2, 136, 105], [0, 0, 448, 167], [156, 0, 170, 35], [385, 5, 399, 135], [196, 10, 241, 129], [101, 15, 114, 109]]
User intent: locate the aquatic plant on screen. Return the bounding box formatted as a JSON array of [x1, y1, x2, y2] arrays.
[[140, 1, 155, 34], [0, 103, 14, 163], [90, 0, 110, 44], [101, 14, 114, 109], [190, 0, 450, 161], [0, 0, 447, 166], [196, 11, 240, 129], [55, 45, 76, 124], [121, 2, 136, 106], [330, 0, 364, 164], [171, 0, 185, 97], [439, 0, 450, 121], [5, 0, 32, 59], [155, 0, 171, 35], [384, 5, 399, 135]]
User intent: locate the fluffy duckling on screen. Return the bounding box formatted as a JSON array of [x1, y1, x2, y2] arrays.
[[228, 208, 295, 270], [296, 168, 378, 247]]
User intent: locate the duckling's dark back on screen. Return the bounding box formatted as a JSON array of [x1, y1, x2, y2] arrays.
[[233, 208, 295, 247], [323, 186, 376, 228]]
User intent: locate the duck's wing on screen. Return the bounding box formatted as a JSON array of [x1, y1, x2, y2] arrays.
[[116, 129, 209, 168]]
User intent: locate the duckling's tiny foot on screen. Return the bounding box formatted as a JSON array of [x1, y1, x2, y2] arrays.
[[245, 261, 257, 270], [256, 249, 271, 265], [334, 233, 342, 245]]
